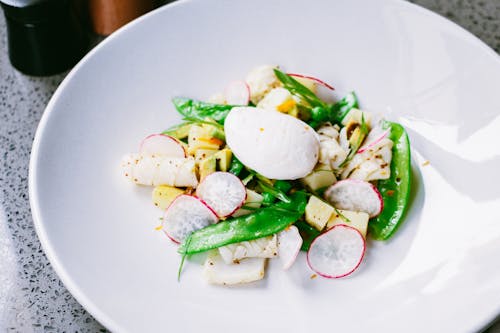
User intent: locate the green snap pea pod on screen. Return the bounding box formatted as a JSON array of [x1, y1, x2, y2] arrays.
[[178, 192, 308, 255], [228, 156, 244, 176], [172, 97, 235, 124], [294, 220, 320, 251], [274, 180, 292, 193], [368, 121, 411, 240]]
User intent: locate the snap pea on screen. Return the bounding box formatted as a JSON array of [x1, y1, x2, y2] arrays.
[[228, 156, 244, 176], [368, 121, 411, 240], [178, 192, 308, 255], [172, 97, 234, 124]]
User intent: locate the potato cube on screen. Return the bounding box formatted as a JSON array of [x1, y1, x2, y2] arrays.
[[214, 148, 232, 171], [152, 185, 184, 210], [301, 164, 336, 191], [305, 196, 335, 231], [326, 210, 369, 238], [188, 125, 221, 154], [194, 149, 218, 164], [199, 156, 216, 180]]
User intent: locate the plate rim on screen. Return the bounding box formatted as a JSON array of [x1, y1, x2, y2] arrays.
[[28, 0, 500, 331]]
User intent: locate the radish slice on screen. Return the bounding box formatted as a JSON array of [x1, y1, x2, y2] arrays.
[[196, 172, 247, 217], [307, 224, 365, 278], [162, 195, 218, 243], [357, 127, 390, 154], [324, 179, 383, 218], [287, 73, 335, 90], [224, 80, 250, 105], [278, 226, 303, 270], [140, 134, 186, 157]]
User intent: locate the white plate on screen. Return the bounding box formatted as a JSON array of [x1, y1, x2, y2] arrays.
[[29, 0, 500, 332]]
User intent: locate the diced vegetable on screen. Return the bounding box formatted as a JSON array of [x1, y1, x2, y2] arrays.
[[214, 148, 232, 171], [198, 155, 216, 181], [203, 250, 266, 285], [277, 225, 303, 270], [139, 134, 186, 157], [326, 210, 369, 238], [194, 149, 218, 164], [307, 224, 365, 278], [305, 195, 335, 231], [369, 121, 411, 240], [121, 154, 198, 187], [324, 179, 383, 218], [152, 185, 185, 210], [162, 195, 218, 243], [187, 125, 221, 154], [301, 164, 336, 191], [196, 172, 247, 217]]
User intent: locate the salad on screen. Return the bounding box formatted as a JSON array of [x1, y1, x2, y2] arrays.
[[120, 65, 411, 285]]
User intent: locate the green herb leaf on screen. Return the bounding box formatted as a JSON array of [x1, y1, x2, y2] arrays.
[[172, 97, 235, 124], [273, 69, 327, 109]]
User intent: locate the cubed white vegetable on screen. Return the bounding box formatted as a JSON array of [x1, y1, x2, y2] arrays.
[[203, 250, 266, 285], [326, 210, 369, 238], [305, 195, 335, 231], [301, 164, 336, 191]]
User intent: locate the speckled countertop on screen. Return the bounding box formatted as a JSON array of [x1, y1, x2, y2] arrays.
[[0, 1, 499, 332]]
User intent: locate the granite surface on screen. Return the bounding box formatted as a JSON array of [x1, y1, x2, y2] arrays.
[[0, 1, 499, 332]]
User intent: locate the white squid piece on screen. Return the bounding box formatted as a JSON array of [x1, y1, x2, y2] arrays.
[[245, 65, 281, 104], [317, 123, 349, 169], [340, 138, 393, 181], [218, 235, 278, 264], [121, 153, 198, 187], [203, 250, 266, 285]]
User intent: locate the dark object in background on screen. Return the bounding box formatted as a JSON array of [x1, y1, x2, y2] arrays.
[[0, 0, 89, 76], [89, 0, 155, 36]]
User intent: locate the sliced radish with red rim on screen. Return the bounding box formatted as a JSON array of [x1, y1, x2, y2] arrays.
[[140, 134, 186, 157], [196, 172, 247, 217], [162, 195, 218, 243], [324, 179, 383, 218], [278, 225, 303, 270], [224, 80, 250, 105], [307, 224, 365, 278], [287, 73, 335, 90], [357, 126, 390, 154]]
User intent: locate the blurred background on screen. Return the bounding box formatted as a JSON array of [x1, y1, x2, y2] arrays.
[[0, 0, 498, 332]]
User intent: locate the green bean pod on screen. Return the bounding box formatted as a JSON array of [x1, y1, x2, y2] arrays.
[[368, 121, 411, 240]]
